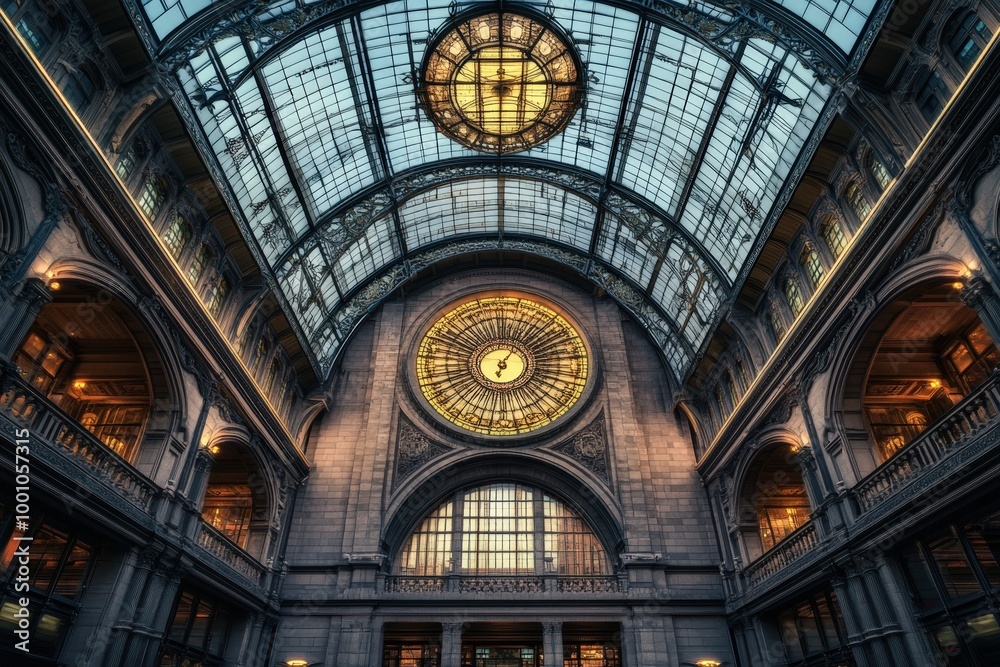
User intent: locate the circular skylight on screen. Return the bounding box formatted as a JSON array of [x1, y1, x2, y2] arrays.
[[421, 10, 581, 153]]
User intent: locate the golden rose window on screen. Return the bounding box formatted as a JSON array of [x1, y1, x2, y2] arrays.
[[421, 11, 581, 153], [415, 296, 589, 437]]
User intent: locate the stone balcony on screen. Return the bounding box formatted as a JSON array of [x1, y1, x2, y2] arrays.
[[383, 574, 625, 596]]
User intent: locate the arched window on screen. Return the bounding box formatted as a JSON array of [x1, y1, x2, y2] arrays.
[[399, 483, 608, 576], [138, 176, 167, 219], [867, 153, 892, 191], [205, 276, 230, 317], [162, 216, 192, 258], [59, 66, 97, 113], [844, 181, 871, 221], [115, 144, 138, 181], [738, 445, 810, 556], [187, 244, 211, 284], [914, 68, 949, 123], [799, 244, 825, 288], [2, 0, 60, 54], [948, 12, 991, 70], [769, 303, 786, 342], [821, 217, 848, 258], [784, 278, 805, 317]]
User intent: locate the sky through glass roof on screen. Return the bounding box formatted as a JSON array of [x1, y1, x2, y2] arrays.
[[129, 0, 887, 382]]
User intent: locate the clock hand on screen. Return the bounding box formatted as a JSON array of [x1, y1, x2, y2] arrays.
[[495, 350, 513, 378]]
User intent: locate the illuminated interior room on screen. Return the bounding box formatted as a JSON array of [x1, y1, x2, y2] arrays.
[[2, 0, 1000, 665]]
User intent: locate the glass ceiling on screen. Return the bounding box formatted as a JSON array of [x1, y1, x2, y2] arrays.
[[130, 0, 884, 383]]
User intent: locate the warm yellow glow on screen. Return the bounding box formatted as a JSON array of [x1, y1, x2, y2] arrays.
[[0, 13, 303, 457], [698, 31, 1000, 466], [72, 380, 87, 390], [479, 347, 527, 382], [454, 47, 549, 133], [416, 296, 588, 436], [285, 660, 309, 667], [422, 11, 580, 153], [696, 661, 722, 667], [952, 281, 965, 290], [48, 281, 61, 290], [929, 379, 941, 388], [208, 444, 221, 455]]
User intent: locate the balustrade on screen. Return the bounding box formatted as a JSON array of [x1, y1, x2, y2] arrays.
[[854, 371, 1000, 513], [196, 521, 265, 584], [384, 574, 622, 594], [744, 522, 819, 589]]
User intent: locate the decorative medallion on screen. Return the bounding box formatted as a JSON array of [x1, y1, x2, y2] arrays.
[[416, 296, 589, 437], [420, 10, 581, 153], [553, 414, 610, 484]]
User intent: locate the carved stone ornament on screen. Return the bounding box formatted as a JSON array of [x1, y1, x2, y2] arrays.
[[620, 552, 662, 565], [394, 415, 451, 485], [552, 414, 611, 485]]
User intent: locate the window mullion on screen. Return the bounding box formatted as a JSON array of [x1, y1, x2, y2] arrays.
[[533, 490, 544, 576]]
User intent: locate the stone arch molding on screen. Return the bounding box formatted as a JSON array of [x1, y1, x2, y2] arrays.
[[382, 451, 626, 570], [726, 428, 806, 527]]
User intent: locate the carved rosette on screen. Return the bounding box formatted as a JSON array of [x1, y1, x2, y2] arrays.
[[393, 415, 451, 485], [552, 414, 611, 485]]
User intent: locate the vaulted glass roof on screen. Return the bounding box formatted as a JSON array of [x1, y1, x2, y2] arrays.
[[128, 0, 885, 383]]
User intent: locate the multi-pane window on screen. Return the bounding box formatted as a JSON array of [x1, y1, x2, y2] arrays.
[[844, 181, 871, 221], [769, 303, 787, 342], [14, 330, 70, 393], [399, 483, 608, 577], [115, 144, 138, 181], [821, 217, 848, 259], [202, 486, 253, 549], [713, 386, 727, 420], [158, 587, 232, 667], [163, 216, 192, 258], [785, 278, 805, 317], [70, 403, 149, 461], [915, 68, 949, 123], [949, 13, 992, 70], [868, 153, 892, 191], [775, 590, 850, 664], [2, 0, 58, 54], [759, 505, 809, 551], [800, 244, 825, 288], [899, 510, 1000, 665], [0, 513, 97, 659], [383, 642, 441, 667], [944, 322, 1000, 393], [205, 276, 230, 318], [187, 244, 211, 284], [138, 177, 166, 219], [264, 358, 281, 396], [59, 67, 96, 113]]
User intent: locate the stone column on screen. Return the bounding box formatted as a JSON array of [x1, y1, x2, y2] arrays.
[[102, 546, 159, 667], [0, 277, 51, 360], [543, 621, 563, 667], [961, 276, 1000, 348], [874, 552, 939, 665], [441, 622, 463, 667], [829, 573, 873, 667]]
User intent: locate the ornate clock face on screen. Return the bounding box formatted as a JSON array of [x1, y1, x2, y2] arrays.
[[416, 296, 589, 437]]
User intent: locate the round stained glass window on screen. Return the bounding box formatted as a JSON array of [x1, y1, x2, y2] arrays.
[[421, 10, 582, 154], [415, 296, 590, 437]]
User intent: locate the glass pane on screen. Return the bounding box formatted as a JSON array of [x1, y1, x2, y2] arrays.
[[902, 546, 942, 611], [777, 609, 805, 660], [929, 535, 982, 599], [950, 343, 974, 372], [53, 539, 93, 598], [188, 600, 213, 648], [796, 601, 822, 655], [168, 592, 195, 642], [966, 614, 1000, 664], [934, 625, 973, 666], [29, 525, 69, 593]]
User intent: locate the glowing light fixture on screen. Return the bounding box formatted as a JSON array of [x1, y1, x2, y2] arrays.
[[49, 281, 61, 290], [421, 10, 581, 153], [696, 661, 723, 667], [285, 660, 310, 667]]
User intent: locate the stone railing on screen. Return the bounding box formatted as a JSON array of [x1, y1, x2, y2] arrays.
[[195, 521, 265, 584], [744, 522, 819, 589], [384, 574, 622, 594], [0, 365, 158, 512], [854, 371, 1000, 514]]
